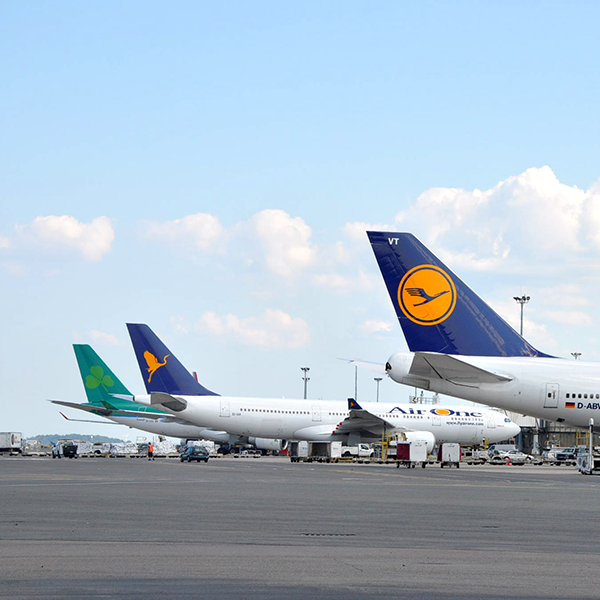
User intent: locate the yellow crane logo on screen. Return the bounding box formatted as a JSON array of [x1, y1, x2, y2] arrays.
[[144, 351, 170, 383]]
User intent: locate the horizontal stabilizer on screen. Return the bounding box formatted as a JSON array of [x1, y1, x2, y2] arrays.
[[51, 399, 113, 417], [59, 411, 119, 425], [50, 399, 179, 421], [410, 353, 513, 385], [150, 392, 188, 412], [345, 359, 387, 375]]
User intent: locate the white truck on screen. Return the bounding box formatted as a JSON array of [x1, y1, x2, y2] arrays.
[[0, 432, 22, 454], [341, 443, 374, 458]]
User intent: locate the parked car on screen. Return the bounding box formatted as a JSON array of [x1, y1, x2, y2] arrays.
[[180, 446, 210, 463], [493, 450, 541, 465], [555, 446, 587, 462]]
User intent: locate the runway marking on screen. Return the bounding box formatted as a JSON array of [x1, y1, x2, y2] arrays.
[[326, 468, 596, 490]]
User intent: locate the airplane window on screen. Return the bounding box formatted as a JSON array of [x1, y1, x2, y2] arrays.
[[566, 393, 570, 398], [579, 394, 582, 399], [585, 394, 588, 399]]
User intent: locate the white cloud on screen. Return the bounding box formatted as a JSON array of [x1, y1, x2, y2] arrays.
[[312, 270, 377, 294], [361, 319, 393, 333], [343, 221, 393, 243], [394, 166, 600, 270], [312, 273, 353, 292], [142, 213, 226, 252], [196, 308, 311, 348], [543, 311, 594, 328], [0, 235, 10, 249], [16, 215, 114, 261], [249, 209, 317, 277], [87, 330, 123, 345]]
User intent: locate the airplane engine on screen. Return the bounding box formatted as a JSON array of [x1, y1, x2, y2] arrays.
[[400, 431, 435, 453], [248, 437, 288, 451]]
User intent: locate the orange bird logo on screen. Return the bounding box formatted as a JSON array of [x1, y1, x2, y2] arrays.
[[144, 351, 170, 383]]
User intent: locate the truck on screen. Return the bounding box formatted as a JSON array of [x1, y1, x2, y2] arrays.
[[0, 432, 22, 454], [52, 439, 78, 459], [341, 443, 374, 458]]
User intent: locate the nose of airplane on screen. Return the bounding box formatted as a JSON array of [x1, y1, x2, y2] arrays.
[[508, 421, 521, 439]]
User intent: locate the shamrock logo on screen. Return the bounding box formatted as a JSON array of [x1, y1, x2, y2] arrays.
[[86, 366, 115, 391]]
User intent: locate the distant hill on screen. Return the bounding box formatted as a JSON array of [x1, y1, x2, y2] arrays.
[[27, 434, 125, 445]]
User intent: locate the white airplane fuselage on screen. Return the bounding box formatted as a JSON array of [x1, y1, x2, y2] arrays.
[[130, 394, 519, 445], [104, 414, 232, 442], [386, 352, 600, 428]]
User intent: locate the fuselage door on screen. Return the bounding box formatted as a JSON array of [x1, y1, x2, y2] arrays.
[[311, 405, 321, 422], [220, 400, 230, 417], [544, 383, 560, 408], [431, 414, 441, 426]]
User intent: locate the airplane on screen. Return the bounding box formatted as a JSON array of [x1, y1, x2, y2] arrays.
[[49, 344, 286, 451], [367, 230, 600, 429], [120, 323, 520, 451]]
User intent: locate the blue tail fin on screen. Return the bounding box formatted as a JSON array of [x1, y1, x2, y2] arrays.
[[126, 324, 219, 396], [367, 231, 548, 357]]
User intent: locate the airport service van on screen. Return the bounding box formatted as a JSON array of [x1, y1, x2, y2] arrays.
[[0, 432, 22, 454]]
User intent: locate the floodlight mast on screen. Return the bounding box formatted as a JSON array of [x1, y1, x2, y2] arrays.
[[374, 377, 383, 402], [513, 295, 530, 336], [301, 367, 310, 399]]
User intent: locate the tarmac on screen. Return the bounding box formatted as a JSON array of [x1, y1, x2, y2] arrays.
[[2, 456, 600, 600]]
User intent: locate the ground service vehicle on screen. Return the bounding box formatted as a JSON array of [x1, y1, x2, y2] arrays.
[[52, 440, 77, 459], [0, 432, 22, 454]]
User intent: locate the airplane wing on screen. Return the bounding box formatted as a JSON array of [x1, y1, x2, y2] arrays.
[[333, 399, 408, 437], [410, 353, 513, 385], [344, 359, 387, 375]]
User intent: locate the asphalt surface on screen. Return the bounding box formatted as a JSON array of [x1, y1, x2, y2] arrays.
[[1, 456, 600, 600]]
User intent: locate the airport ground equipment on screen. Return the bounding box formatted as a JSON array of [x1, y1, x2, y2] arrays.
[[341, 443, 373, 458], [438, 443, 461, 468], [577, 419, 600, 475], [396, 440, 428, 468], [0, 432, 22, 454], [289, 441, 343, 463], [52, 439, 78, 459]]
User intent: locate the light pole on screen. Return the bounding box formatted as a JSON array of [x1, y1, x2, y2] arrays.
[[513, 295, 530, 336], [301, 367, 310, 399], [374, 377, 382, 402], [572, 352, 582, 360]]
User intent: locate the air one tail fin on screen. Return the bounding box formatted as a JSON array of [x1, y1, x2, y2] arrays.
[[126, 323, 219, 396], [367, 231, 548, 357]]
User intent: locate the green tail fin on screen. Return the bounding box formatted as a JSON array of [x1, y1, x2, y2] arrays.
[[74, 344, 133, 407]]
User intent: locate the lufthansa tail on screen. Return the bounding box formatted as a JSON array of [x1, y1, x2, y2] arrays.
[[367, 231, 549, 357], [126, 323, 219, 396]]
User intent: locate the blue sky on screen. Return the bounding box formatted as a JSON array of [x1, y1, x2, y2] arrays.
[[3, 1, 600, 437]]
